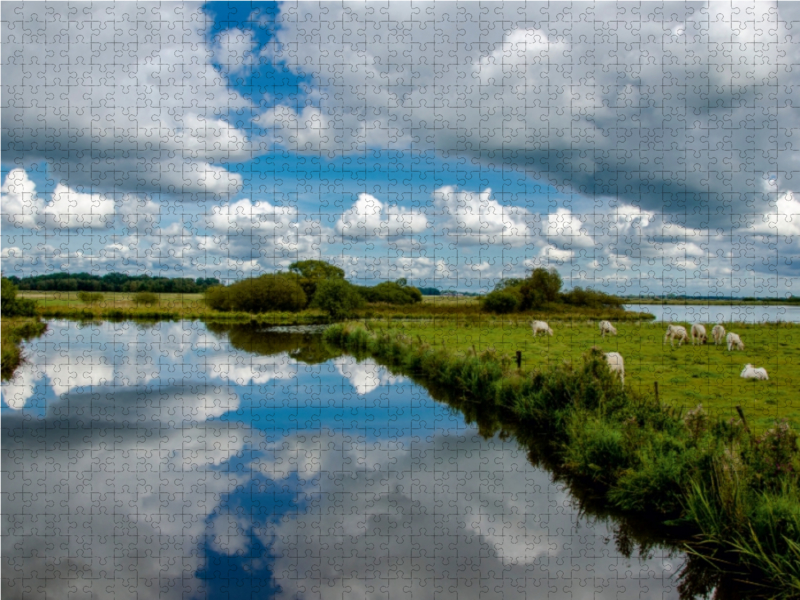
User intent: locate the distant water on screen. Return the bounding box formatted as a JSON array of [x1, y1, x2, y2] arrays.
[[625, 303, 800, 323]]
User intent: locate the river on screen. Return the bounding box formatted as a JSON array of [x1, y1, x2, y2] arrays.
[[625, 303, 800, 323], [2, 320, 733, 599]]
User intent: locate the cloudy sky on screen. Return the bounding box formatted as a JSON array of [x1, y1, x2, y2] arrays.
[[3, 1, 800, 295]]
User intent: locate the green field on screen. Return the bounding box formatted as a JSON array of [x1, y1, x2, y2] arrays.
[[19, 290, 208, 311], [371, 319, 800, 433]]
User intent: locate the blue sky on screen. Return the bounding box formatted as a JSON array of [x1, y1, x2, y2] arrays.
[[3, 1, 800, 295]]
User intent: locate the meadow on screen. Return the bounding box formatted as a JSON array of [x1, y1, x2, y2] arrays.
[[368, 319, 800, 433]]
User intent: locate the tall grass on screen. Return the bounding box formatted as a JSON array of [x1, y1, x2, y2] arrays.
[[1, 317, 47, 380], [325, 322, 800, 597]]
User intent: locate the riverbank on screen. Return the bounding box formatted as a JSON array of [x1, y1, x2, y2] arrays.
[[19, 290, 656, 323], [367, 319, 800, 433], [324, 322, 800, 597], [1, 318, 48, 380]]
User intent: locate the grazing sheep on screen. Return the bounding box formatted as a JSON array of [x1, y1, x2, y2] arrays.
[[664, 324, 688, 348], [726, 332, 744, 351], [604, 352, 624, 387], [531, 320, 553, 337], [691, 324, 707, 345], [599, 320, 617, 338], [712, 324, 726, 346], [741, 364, 768, 380]]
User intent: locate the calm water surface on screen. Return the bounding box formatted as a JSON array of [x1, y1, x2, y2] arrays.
[[2, 320, 689, 599], [625, 303, 800, 323]]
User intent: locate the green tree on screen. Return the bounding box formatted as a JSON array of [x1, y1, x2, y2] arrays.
[[482, 290, 519, 314], [1, 278, 37, 317], [288, 260, 345, 303], [289, 260, 345, 280], [311, 278, 364, 319], [519, 268, 562, 310], [493, 278, 524, 292]]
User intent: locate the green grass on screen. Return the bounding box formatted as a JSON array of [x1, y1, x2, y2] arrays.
[[18, 290, 331, 324], [366, 319, 800, 434], [324, 322, 800, 597]]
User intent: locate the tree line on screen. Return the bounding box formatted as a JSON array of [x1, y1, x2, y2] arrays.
[[5, 272, 221, 294]]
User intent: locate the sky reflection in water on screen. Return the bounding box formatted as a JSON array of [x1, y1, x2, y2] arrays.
[[2, 321, 681, 599]]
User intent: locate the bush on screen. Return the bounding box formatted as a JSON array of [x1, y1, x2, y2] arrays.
[[1, 278, 37, 317], [481, 290, 519, 314], [77, 291, 104, 305], [356, 281, 423, 305], [288, 260, 345, 303], [312, 278, 364, 319], [203, 285, 232, 311], [133, 291, 159, 307]]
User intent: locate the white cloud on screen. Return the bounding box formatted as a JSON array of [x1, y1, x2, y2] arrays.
[[1, 168, 43, 229], [266, 3, 797, 222], [433, 186, 534, 247], [2, 3, 249, 198], [212, 28, 257, 76], [336, 193, 429, 241], [43, 184, 115, 230]]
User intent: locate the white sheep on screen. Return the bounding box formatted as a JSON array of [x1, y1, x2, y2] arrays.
[[741, 364, 768, 380], [726, 332, 744, 351], [531, 320, 553, 337], [664, 324, 688, 348], [599, 320, 617, 338], [711, 324, 726, 346], [604, 351, 624, 387], [691, 324, 707, 345]]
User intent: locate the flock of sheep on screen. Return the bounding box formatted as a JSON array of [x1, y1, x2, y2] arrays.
[[529, 319, 770, 388]]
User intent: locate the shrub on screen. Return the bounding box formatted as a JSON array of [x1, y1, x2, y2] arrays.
[[203, 285, 232, 311], [481, 290, 519, 314], [228, 274, 307, 313], [288, 260, 345, 303], [745, 420, 799, 490], [357, 281, 423, 305], [77, 291, 104, 305], [1, 277, 37, 317], [133, 291, 159, 307], [312, 278, 364, 319]]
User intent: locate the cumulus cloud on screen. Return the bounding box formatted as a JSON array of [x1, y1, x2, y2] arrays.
[[0, 168, 41, 228], [2, 2, 248, 199], [336, 193, 429, 241], [433, 186, 535, 247], [1, 169, 115, 230], [268, 2, 800, 223]]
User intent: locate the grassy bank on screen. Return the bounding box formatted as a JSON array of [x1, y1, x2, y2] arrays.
[[324, 322, 800, 597], [18, 291, 332, 324], [20, 290, 656, 323], [364, 319, 800, 433], [1, 318, 47, 380]]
